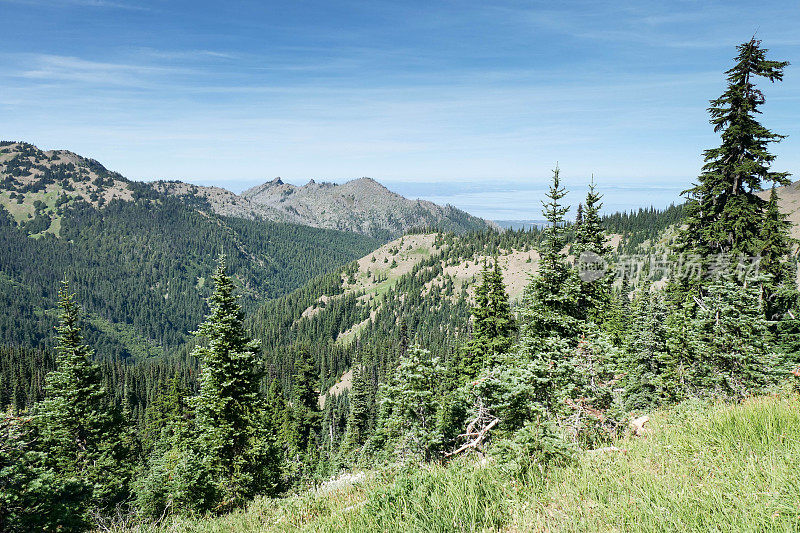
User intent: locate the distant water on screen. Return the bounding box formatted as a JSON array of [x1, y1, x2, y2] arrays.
[[494, 220, 547, 230], [382, 179, 686, 220]]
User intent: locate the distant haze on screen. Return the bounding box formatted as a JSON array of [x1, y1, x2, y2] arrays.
[[382, 179, 685, 221]]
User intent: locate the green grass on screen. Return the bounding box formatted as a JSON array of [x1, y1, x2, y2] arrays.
[[1, 187, 66, 236], [86, 313, 165, 360], [122, 393, 800, 532], [0, 190, 36, 223], [519, 394, 800, 532]]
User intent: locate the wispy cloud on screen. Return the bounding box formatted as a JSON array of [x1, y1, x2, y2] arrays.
[[13, 54, 190, 86], [134, 48, 237, 61]]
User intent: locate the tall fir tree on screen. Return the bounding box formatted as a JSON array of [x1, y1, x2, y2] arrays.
[[514, 167, 586, 418], [190, 256, 280, 510], [681, 38, 790, 259], [36, 279, 132, 515], [519, 165, 583, 342], [573, 177, 612, 321]]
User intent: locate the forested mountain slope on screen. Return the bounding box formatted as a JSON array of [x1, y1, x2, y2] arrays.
[[248, 202, 686, 406], [253, 202, 688, 355], [0, 141, 380, 359]]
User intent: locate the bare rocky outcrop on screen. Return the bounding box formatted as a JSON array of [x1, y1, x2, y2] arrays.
[[241, 176, 498, 239]]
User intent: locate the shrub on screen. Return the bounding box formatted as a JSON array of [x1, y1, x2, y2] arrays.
[[490, 419, 574, 480]]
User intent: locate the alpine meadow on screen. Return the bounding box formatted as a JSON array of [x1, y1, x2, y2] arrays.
[[2, 2, 800, 532]]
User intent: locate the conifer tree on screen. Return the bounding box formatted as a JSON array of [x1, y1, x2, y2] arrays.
[[505, 168, 625, 447], [519, 165, 583, 342], [574, 178, 609, 259], [265, 377, 288, 445], [761, 187, 800, 371], [287, 345, 321, 457], [622, 286, 670, 410], [374, 346, 445, 462], [190, 256, 280, 510], [679, 274, 776, 398], [344, 363, 371, 451], [681, 39, 790, 259], [488, 258, 516, 349], [514, 167, 585, 418], [604, 277, 631, 346], [36, 279, 132, 514], [460, 259, 515, 379], [142, 375, 189, 456], [574, 177, 612, 321], [1, 412, 89, 532]]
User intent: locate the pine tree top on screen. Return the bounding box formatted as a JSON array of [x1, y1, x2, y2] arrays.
[[538, 166, 570, 276], [574, 177, 609, 258]]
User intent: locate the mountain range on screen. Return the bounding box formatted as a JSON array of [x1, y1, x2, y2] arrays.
[[152, 176, 494, 240], [0, 141, 495, 240]]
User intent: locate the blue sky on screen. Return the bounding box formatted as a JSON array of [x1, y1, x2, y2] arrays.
[[1, 0, 799, 219]]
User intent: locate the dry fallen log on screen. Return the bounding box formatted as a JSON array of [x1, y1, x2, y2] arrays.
[[587, 446, 627, 455], [445, 417, 499, 457]]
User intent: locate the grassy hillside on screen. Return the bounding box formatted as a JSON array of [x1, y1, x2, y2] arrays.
[[126, 391, 800, 532]]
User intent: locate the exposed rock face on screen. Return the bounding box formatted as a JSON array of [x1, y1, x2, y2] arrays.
[[241, 177, 497, 240], [156, 175, 497, 240]]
